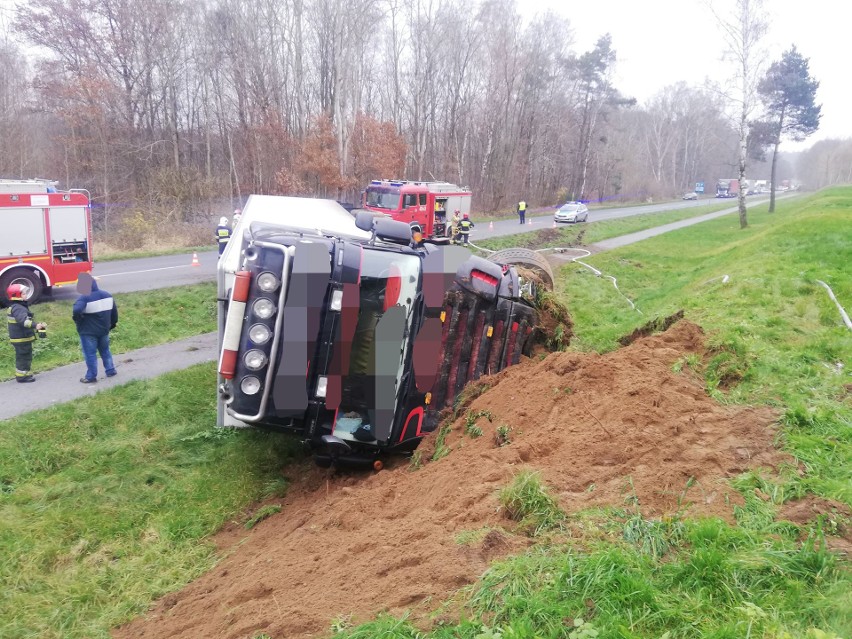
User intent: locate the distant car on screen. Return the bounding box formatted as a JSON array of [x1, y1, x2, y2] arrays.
[[682, 192, 698, 200], [554, 202, 589, 223]]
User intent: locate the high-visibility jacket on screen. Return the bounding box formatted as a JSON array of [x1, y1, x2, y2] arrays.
[[7, 302, 35, 343], [518, 201, 527, 212], [216, 224, 232, 245], [459, 219, 474, 235]]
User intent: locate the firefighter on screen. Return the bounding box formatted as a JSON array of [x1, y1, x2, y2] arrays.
[[517, 200, 527, 225], [231, 208, 242, 230], [450, 210, 461, 243], [458, 212, 475, 245], [6, 283, 45, 383], [216, 216, 232, 255]]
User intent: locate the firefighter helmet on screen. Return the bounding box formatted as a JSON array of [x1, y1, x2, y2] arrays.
[[219, 216, 228, 226], [6, 283, 30, 301]]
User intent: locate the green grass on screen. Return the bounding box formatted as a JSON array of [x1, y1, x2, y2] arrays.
[[5, 282, 217, 379], [474, 200, 752, 252], [95, 244, 213, 262], [0, 363, 302, 639], [499, 471, 566, 537]]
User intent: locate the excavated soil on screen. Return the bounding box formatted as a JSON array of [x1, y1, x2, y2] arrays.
[[114, 321, 788, 639]]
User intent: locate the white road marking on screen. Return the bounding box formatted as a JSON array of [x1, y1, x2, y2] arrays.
[[96, 265, 192, 277]]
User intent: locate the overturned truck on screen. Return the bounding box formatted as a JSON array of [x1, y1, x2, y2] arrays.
[[217, 196, 555, 467]]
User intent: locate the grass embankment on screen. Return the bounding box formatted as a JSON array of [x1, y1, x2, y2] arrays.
[[0, 364, 303, 639], [475, 200, 749, 252], [5, 283, 217, 379], [94, 244, 212, 262], [0, 190, 849, 638]]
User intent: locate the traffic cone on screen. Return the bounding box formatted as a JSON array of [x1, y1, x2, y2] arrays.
[[489, 220, 494, 230], [552, 220, 557, 228], [191, 252, 200, 267], [527, 218, 532, 225]]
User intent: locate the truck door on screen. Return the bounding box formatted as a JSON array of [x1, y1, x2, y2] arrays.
[[48, 206, 90, 283], [402, 192, 419, 224]]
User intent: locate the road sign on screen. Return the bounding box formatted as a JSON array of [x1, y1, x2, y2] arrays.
[[695, 182, 705, 193]]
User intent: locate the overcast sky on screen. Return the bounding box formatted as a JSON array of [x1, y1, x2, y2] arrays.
[[525, 0, 847, 152]]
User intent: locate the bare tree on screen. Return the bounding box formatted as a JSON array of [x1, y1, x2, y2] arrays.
[[709, 0, 768, 228], [6, 0, 748, 244]]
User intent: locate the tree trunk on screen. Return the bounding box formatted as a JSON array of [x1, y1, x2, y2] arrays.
[[769, 139, 780, 213]]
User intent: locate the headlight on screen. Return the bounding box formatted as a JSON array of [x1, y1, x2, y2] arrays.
[[253, 298, 276, 319], [330, 289, 343, 312], [257, 272, 280, 292], [244, 349, 268, 370], [315, 376, 328, 398], [240, 376, 262, 395], [248, 323, 271, 344]]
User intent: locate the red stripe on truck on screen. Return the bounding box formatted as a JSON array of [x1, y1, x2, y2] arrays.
[[233, 270, 251, 301], [219, 349, 238, 379]]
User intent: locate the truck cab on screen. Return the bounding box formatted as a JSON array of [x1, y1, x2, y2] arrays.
[[362, 180, 472, 240], [217, 196, 540, 467]]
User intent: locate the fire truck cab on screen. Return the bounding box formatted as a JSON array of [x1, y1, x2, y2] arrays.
[[0, 179, 93, 304], [362, 180, 472, 240]]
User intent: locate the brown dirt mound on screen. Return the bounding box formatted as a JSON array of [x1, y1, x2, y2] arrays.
[[778, 497, 852, 556], [114, 320, 786, 639]]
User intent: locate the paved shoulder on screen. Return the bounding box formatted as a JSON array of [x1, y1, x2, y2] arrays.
[[591, 206, 741, 251], [0, 333, 216, 421]]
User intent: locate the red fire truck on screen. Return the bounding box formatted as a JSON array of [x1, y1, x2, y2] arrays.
[[362, 179, 472, 240], [0, 179, 94, 304]]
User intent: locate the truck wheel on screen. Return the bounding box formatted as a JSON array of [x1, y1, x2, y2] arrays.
[[487, 248, 555, 291], [0, 268, 44, 304]]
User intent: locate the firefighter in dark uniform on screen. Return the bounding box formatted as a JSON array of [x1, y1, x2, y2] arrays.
[[459, 213, 475, 245], [6, 283, 46, 383], [216, 216, 232, 255]]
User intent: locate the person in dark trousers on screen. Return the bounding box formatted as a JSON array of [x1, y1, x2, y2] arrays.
[[216, 216, 232, 255], [517, 200, 527, 224], [72, 273, 118, 384], [459, 213, 475, 245], [6, 283, 45, 383]]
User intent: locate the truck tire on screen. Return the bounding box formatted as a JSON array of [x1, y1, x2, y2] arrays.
[[487, 248, 555, 291], [0, 268, 44, 305]]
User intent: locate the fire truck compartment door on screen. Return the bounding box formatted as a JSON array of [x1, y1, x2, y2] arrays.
[[2, 208, 47, 255], [48, 207, 88, 243]]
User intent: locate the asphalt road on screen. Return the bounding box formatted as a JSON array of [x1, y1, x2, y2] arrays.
[[481, 197, 713, 239], [50, 249, 220, 301], [47, 196, 781, 300]]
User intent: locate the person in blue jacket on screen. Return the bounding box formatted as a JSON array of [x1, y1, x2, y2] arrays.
[[72, 272, 118, 383]]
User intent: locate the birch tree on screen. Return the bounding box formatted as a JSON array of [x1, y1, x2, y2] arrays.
[[710, 0, 768, 228]]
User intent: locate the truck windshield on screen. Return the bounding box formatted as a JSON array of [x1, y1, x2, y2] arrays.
[[337, 248, 420, 443], [365, 187, 401, 210]]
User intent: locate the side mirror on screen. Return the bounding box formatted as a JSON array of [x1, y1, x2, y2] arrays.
[[373, 218, 414, 245], [354, 211, 375, 232]]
